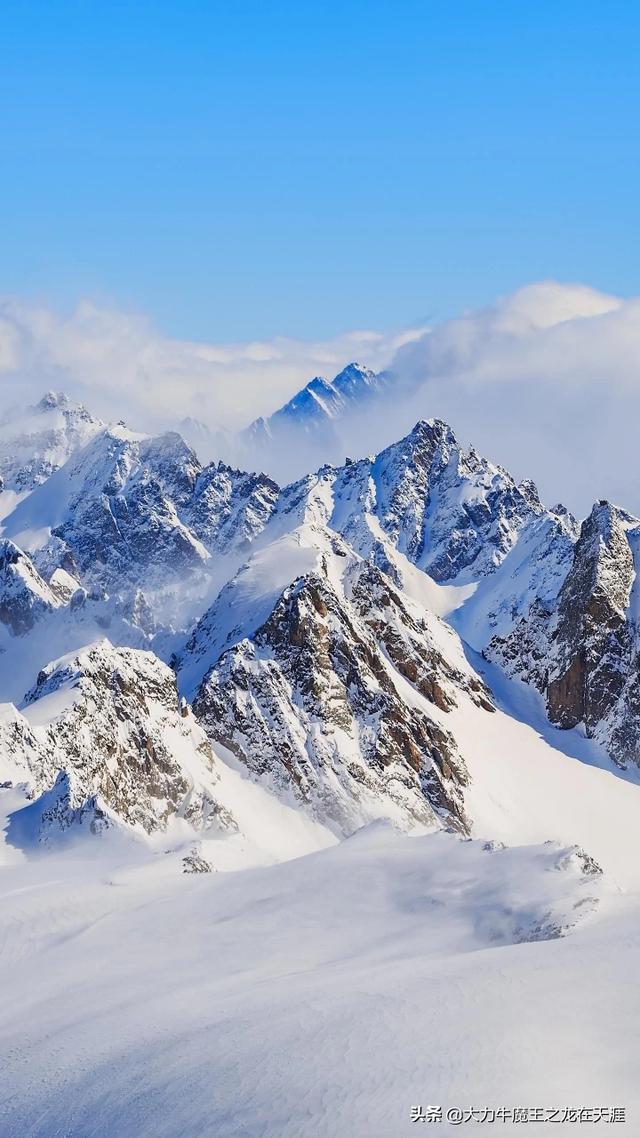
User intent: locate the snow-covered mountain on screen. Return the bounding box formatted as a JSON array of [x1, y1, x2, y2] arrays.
[[239, 361, 392, 478], [0, 391, 103, 506], [271, 416, 545, 582], [187, 528, 493, 837], [247, 361, 387, 442], [1, 390, 640, 846], [486, 498, 640, 768], [2, 425, 278, 594], [2, 638, 332, 866], [2, 386, 640, 1135]]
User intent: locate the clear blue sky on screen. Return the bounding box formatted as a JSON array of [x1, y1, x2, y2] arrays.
[[2, 0, 639, 340]]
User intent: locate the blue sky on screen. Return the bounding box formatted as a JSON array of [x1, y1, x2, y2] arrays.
[[2, 0, 639, 341]]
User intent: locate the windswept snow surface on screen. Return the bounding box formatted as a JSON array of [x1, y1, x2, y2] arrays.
[[1, 822, 638, 1138], [2, 677, 640, 1138], [2, 547, 640, 1136]]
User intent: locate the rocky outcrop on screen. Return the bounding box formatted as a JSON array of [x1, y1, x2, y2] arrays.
[[3, 425, 279, 604], [541, 503, 640, 769], [7, 771, 111, 847], [348, 561, 495, 714], [479, 509, 579, 685], [45, 429, 210, 590], [487, 500, 640, 769], [193, 555, 495, 836], [367, 419, 543, 581], [187, 462, 279, 552], [546, 503, 635, 731], [8, 641, 239, 840], [0, 540, 61, 635], [271, 418, 545, 587]]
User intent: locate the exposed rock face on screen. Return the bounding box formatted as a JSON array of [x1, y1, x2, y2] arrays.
[[272, 418, 544, 586], [3, 425, 279, 601], [487, 500, 640, 769], [542, 503, 640, 770], [0, 703, 43, 781], [193, 554, 493, 836], [546, 503, 635, 731], [365, 419, 543, 582], [0, 540, 60, 635], [182, 845, 214, 873], [348, 562, 495, 715], [188, 462, 279, 552], [44, 429, 209, 590], [10, 642, 238, 839], [8, 770, 111, 847], [479, 509, 579, 686]]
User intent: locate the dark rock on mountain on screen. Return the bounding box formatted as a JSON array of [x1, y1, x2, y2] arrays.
[[546, 502, 634, 729], [365, 418, 543, 582], [543, 502, 640, 767], [193, 553, 496, 836], [0, 540, 60, 635], [188, 462, 279, 552], [13, 642, 238, 837], [487, 499, 640, 769], [4, 425, 279, 600]]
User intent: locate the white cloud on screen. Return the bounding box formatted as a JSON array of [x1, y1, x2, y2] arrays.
[[379, 282, 640, 517], [0, 296, 422, 431], [1, 282, 639, 517]]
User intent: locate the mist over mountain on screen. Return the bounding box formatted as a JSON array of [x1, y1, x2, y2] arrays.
[[3, 281, 640, 516]]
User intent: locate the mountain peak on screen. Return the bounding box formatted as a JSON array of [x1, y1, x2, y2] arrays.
[[332, 361, 377, 392], [586, 498, 639, 530], [245, 360, 388, 454], [36, 391, 72, 411], [582, 499, 638, 545], [408, 416, 457, 442]]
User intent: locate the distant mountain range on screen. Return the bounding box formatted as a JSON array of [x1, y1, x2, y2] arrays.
[[246, 361, 388, 440]]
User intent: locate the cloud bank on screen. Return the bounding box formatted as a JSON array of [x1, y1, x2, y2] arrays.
[[0, 297, 422, 431], [382, 282, 640, 517], [0, 281, 638, 517]]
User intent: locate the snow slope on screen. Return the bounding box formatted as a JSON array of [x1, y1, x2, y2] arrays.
[[0, 824, 635, 1138], [2, 642, 640, 1135]]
